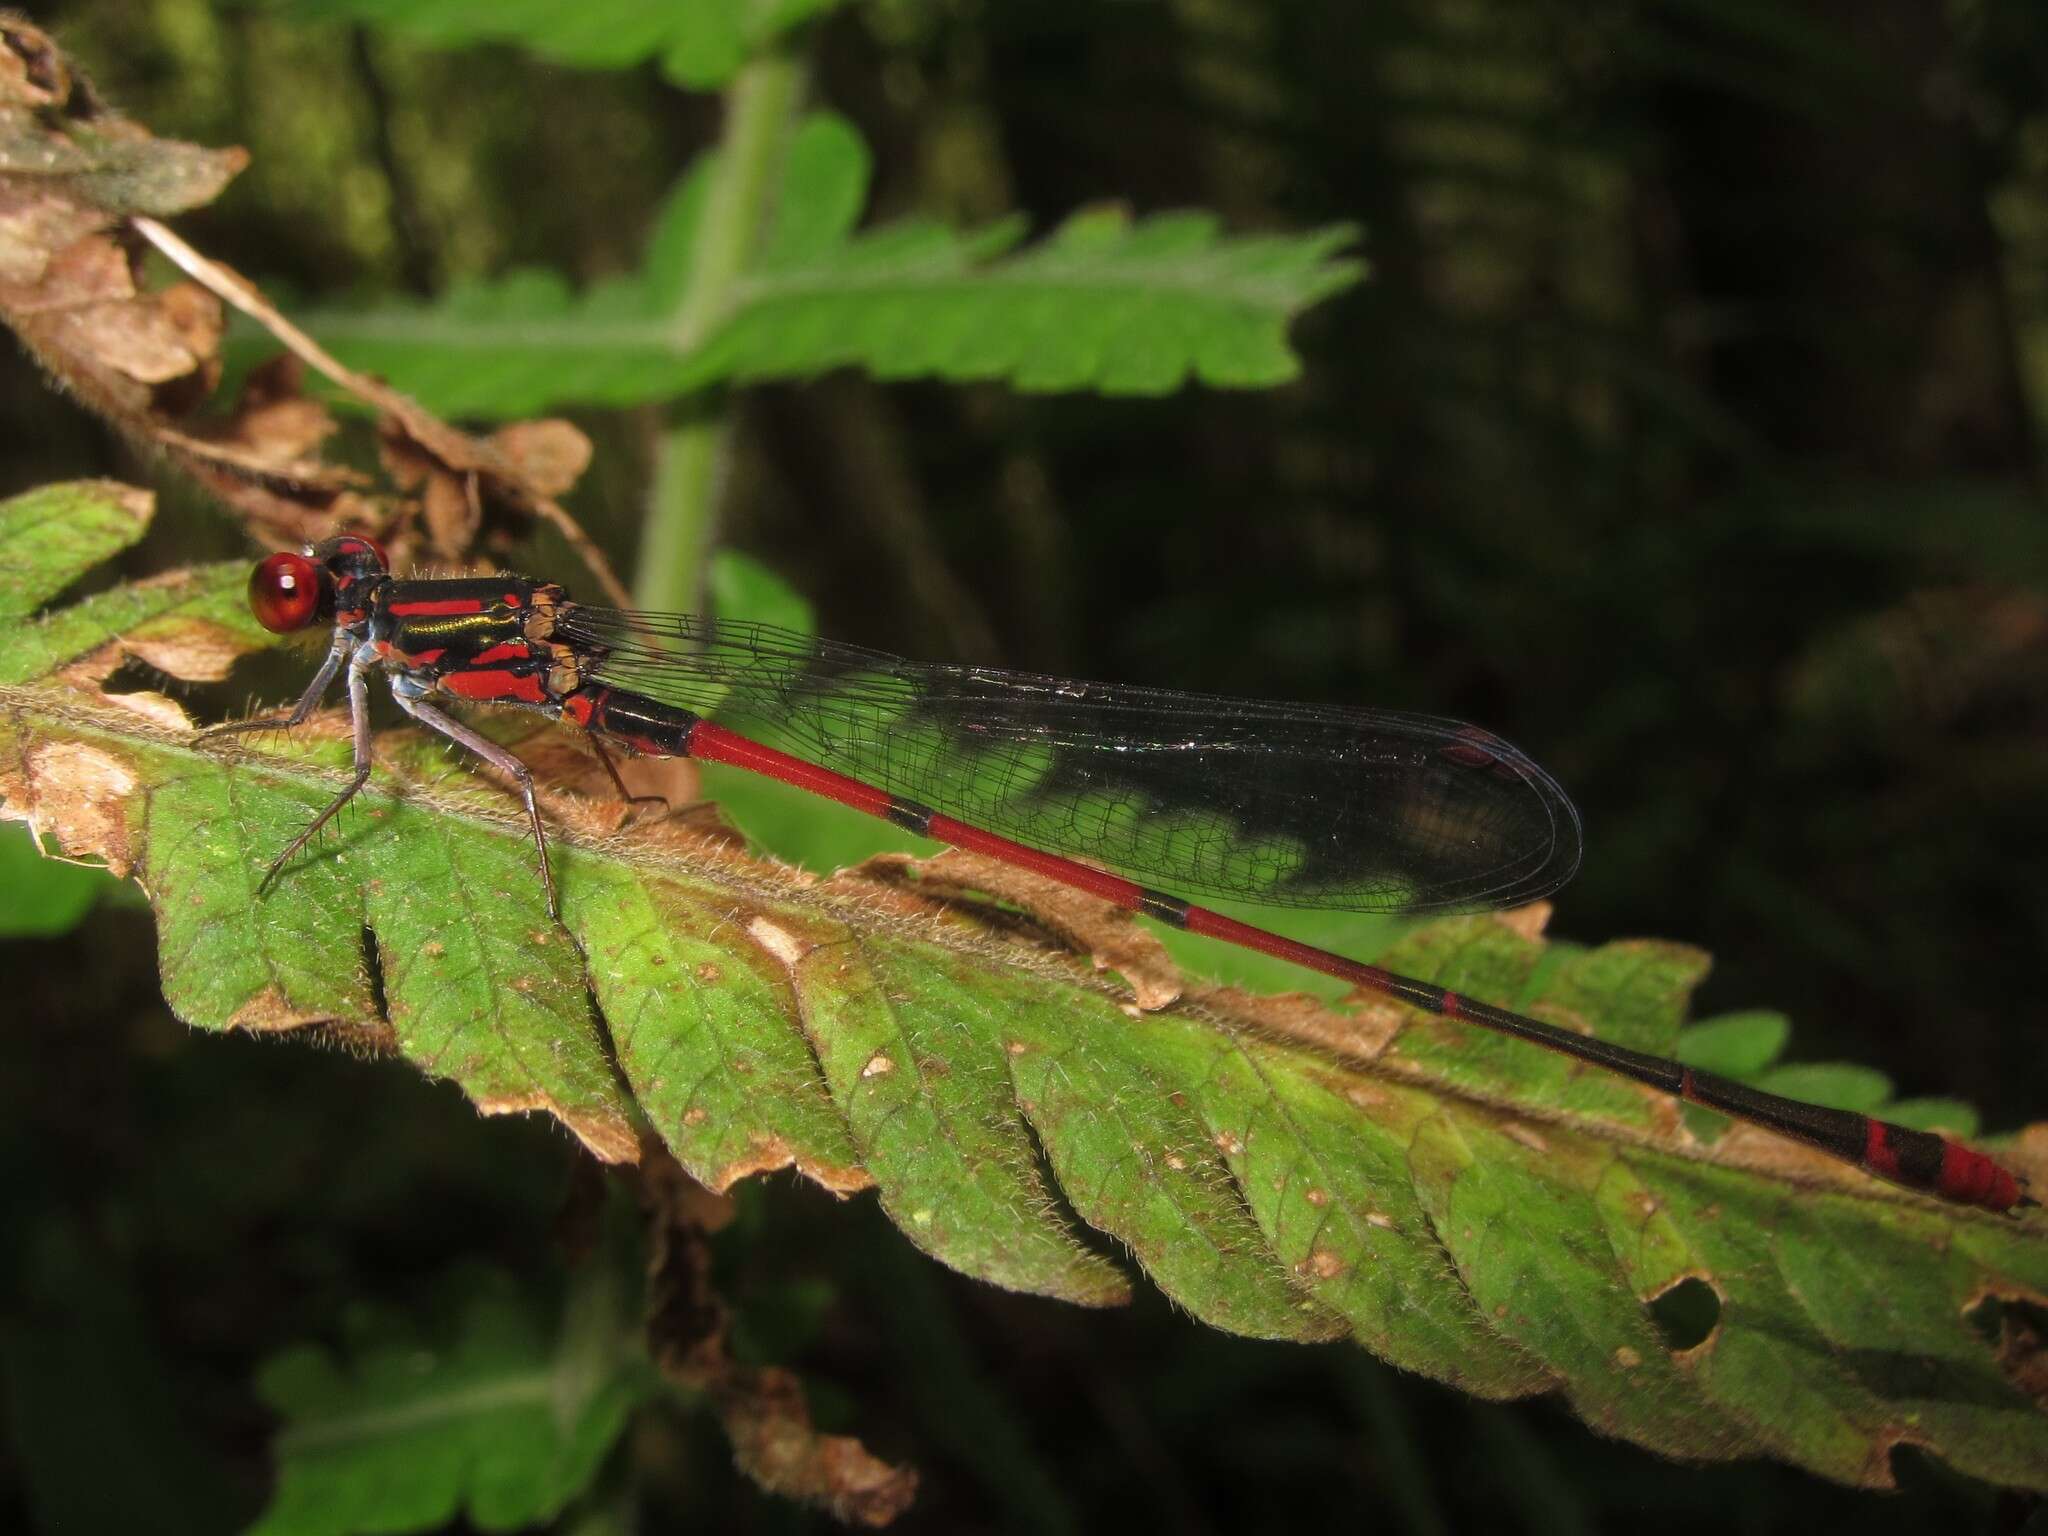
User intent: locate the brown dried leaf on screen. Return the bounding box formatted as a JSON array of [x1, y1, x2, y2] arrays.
[[855, 847, 1187, 1010], [643, 1150, 918, 1525], [380, 412, 603, 578], [0, 185, 104, 286], [0, 22, 72, 109], [0, 231, 214, 410], [0, 21, 244, 220], [0, 20, 344, 537], [0, 737, 136, 878], [214, 354, 340, 464], [0, 17, 244, 409], [1492, 900, 1554, 942], [1197, 981, 1405, 1062], [422, 460, 481, 556], [148, 347, 364, 548], [0, 20, 625, 599], [51, 568, 255, 689], [491, 419, 593, 497], [500, 716, 706, 828]]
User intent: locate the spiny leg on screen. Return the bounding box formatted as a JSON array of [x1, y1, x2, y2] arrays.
[[257, 645, 377, 895], [200, 628, 351, 742], [586, 732, 669, 815], [391, 689, 559, 919]]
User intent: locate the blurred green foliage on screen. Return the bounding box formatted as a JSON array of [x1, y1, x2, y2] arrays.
[[5, 0, 2048, 1530], [278, 114, 1362, 413], [0, 822, 110, 937]]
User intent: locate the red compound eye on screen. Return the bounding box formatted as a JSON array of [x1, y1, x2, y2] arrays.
[[248, 551, 323, 633]]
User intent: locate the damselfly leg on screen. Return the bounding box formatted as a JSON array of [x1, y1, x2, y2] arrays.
[[585, 732, 671, 817], [198, 628, 350, 743], [249, 643, 379, 897], [389, 678, 559, 918]]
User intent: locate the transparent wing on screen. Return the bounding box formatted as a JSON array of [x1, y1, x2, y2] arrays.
[[553, 607, 1583, 914]]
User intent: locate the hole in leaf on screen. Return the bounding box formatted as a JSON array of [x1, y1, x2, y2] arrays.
[[1647, 1275, 1720, 1351], [1882, 1440, 2010, 1514], [96, 652, 194, 702], [162, 645, 342, 730], [1967, 1294, 2048, 1401]]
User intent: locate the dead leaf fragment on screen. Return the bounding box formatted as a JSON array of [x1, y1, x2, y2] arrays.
[[643, 1149, 918, 1524], [854, 848, 1186, 1010], [476, 1090, 639, 1166], [0, 20, 72, 108], [1493, 900, 1554, 941], [107, 689, 194, 731], [0, 738, 136, 877], [0, 231, 220, 413], [0, 20, 244, 218], [1202, 981, 1404, 1062], [0, 20, 624, 594], [212, 354, 341, 465], [0, 21, 297, 536], [492, 419, 593, 497]]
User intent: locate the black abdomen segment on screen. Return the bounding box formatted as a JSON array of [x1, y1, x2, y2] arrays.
[[560, 685, 700, 756]]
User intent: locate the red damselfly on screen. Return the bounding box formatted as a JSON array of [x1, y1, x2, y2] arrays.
[[202, 535, 2031, 1214]]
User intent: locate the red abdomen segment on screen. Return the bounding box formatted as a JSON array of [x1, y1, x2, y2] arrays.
[[1666, 1068, 2025, 1212], [1869, 1115, 2025, 1211]]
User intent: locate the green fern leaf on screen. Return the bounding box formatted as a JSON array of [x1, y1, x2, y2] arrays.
[[270, 0, 842, 88], [289, 114, 1365, 416], [247, 1265, 650, 1536], [0, 479, 154, 616], [6, 486, 2047, 1493]]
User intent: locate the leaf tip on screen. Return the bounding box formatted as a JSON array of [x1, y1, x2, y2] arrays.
[[478, 1093, 640, 1165]]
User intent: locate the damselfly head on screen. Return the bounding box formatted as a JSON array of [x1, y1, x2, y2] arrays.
[[246, 536, 388, 633]]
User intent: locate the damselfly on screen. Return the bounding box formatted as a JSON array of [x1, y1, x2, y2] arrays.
[[203, 535, 2031, 1214]]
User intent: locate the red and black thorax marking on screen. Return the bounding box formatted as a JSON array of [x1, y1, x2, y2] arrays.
[[366, 578, 704, 757], [370, 576, 581, 709]]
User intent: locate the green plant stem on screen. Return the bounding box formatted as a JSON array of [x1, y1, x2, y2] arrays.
[[641, 405, 729, 614], [635, 45, 806, 612]]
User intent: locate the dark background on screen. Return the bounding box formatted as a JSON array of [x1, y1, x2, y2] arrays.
[[3, 1, 2046, 1531]]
